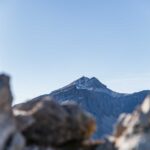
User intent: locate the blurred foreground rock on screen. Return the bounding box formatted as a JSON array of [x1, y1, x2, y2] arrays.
[[0, 74, 25, 150], [113, 95, 150, 150], [14, 97, 96, 148], [1, 73, 150, 150]]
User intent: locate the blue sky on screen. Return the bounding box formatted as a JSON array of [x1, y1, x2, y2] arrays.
[[0, 0, 150, 103]]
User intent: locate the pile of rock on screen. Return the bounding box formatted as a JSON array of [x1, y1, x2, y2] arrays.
[[1, 73, 150, 150]]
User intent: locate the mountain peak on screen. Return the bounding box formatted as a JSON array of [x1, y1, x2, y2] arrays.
[[49, 76, 150, 139], [73, 76, 107, 90], [89, 77, 107, 89], [74, 76, 90, 85]]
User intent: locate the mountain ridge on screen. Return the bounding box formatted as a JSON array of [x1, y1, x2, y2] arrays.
[[30, 76, 150, 139]]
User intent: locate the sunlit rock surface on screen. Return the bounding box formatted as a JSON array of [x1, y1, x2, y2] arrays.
[[113, 96, 150, 150]]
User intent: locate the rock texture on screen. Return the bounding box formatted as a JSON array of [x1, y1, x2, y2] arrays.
[[14, 97, 96, 147], [96, 95, 150, 150], [113, 95, 150, 150], [1, 73, 150, 150], [0, 74, 25, 150]]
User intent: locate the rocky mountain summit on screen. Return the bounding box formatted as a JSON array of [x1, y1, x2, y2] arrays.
[[48, 77, 150, 138], [0, 73, 150, 150]]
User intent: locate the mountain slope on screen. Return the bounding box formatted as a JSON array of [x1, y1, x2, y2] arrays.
[[48, 76, 150, 139]]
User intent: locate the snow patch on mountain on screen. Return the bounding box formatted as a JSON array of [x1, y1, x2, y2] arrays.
[[73, 76, 125, 98], [41, 76, 150, 139]]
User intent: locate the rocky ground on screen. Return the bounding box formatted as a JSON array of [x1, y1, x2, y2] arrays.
[[0, 74, 150, 150]]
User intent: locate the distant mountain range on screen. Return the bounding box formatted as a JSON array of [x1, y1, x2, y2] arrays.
[[34, 76, 150, 139]]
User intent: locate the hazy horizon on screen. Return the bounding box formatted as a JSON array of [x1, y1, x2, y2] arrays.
[[1, 0, 150, 103]]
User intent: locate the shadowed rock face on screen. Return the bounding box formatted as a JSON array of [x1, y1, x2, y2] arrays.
[[0, 75, 13, 111], [14, 96, 96, 146], [0, 74, 25, 150]]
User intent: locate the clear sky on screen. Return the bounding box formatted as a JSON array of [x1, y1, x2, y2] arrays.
[[0, 0, 150, 104]]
